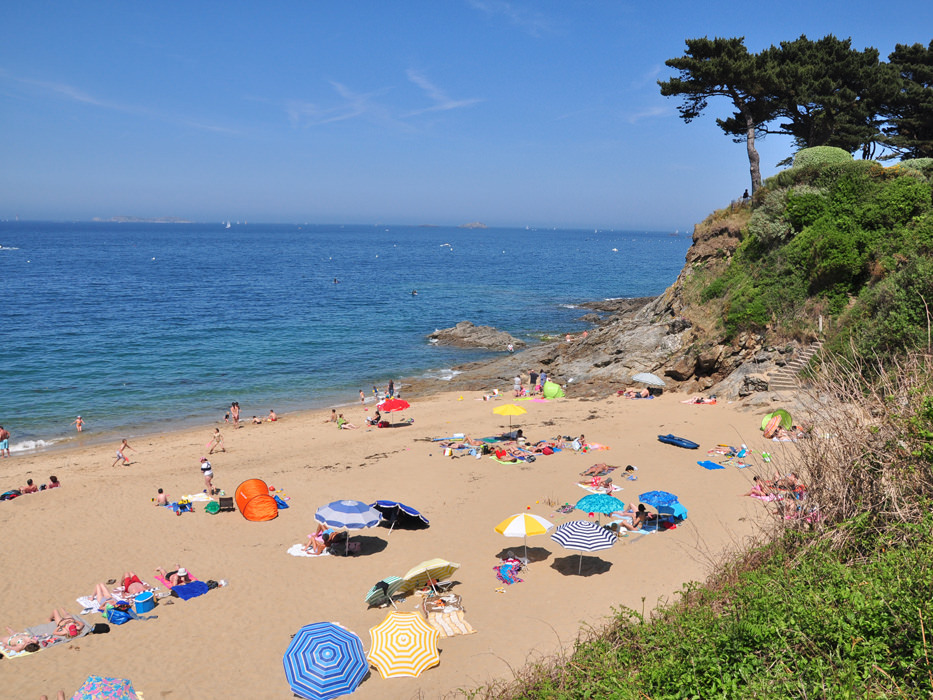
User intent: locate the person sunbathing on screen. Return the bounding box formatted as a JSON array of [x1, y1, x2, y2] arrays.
[[156, 566, 192, 586], [493, 447, 523, 462], [1, 629, 40, 653], [617, 504, 651, 531], [620, 387, 650, 398], [120, 572, 149, 596], [302, 523, 337, 555], [740, 476, 775, 498], [48, 609, 86, 638]]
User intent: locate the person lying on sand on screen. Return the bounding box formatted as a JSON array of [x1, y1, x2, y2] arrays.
[[615, 504, 651, 531], [1, 629, 40, 653], [440, 436, 484, 449], [120, 572, 149, 596], [493, 447, 525, 463], [619, 387, 650, 398], [156, 566, 192, 587], [302, 523, 338, 555], [251, 415, 263, 425], [48, 609, 86, 638], [740, 476, 775, 498]]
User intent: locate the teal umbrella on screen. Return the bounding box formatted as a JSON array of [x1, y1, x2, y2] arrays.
[[575, 493, 626, 525], [365, 576, 404, 609]]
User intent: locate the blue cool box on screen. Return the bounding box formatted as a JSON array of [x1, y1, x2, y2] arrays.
[[135, 591, 155, 613]]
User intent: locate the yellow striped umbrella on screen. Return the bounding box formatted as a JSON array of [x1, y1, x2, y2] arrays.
[[367, 612, 440, 679], [397, 558, 460, 594], [494, 513, 553, 561]]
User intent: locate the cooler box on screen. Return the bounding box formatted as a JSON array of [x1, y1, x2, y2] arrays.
[[135, 591, 155, 613]]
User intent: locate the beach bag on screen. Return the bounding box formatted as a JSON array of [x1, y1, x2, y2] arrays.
[[204, 501, 220, 515], [218, 497, 235, 512], [106, 604, 138, 625], [542, 447, 554, 455]]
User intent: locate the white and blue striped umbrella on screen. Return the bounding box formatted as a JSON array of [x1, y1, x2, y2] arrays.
[[315, 500, 382, 530], [551, 519, 617, 574], [283, 622, 367, 700]]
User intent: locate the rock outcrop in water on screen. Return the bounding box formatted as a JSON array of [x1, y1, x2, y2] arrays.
[[428, 321, 525, 350]]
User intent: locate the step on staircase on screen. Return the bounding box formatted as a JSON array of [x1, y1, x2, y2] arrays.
[[769, 341, 823, 392]]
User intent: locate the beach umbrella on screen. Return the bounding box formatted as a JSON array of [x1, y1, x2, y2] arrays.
[[315, 500, 382, 530], [492, 403, 527, 430], [369, 500, 429, 532], [397, 558, 460, 594], [494, 513, 554, 561], [551, 520, 617, 574], [631, 372, 666, 387], [638, 490, 680, 509], [71, 676, 139, 700], [282, 622, 368, 700], [315, 500, 382, 555], [367, 612, 440, 679], [378, 398, 410, 413], [364, 576, 404, 610], [574, 493, 627, 525]]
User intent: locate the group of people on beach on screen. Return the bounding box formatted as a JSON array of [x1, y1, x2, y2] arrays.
[[512, 369, 550, 397]]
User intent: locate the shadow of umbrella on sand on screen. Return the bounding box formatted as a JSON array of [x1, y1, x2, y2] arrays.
[[550, 520, 616, 574]]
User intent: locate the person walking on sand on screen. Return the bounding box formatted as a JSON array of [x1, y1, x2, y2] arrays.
[[208, 428, 225, 454], [71, 416, 84, 432], [200, 457, 216, 496], [230, 401, 240, 428], [111, 439, 135, 467], [0, 425, 10, 458], [387, 379, 395, 398]]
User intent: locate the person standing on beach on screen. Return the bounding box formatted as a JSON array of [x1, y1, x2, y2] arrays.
[[529, 370, 539, 394], [387, 379, 395, 398], [372, 385, 379, 401], [111, 439, 135, 467], [359, 389, 366, 404], [71, 416, 84, 432], [208, 428, 225, 454], [230, 401, 240, 428], [200, 457, 215, 496], [0, 426, 10, 458]]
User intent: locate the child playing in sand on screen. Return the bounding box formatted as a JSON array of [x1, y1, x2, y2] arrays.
[[112, 439, 135, 467], [154, 488, 170, 506], [208, 428, 225, 454]]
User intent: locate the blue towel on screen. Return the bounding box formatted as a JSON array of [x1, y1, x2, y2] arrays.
[[697, 460, 725, 470], [274, 494, 289, 509], [172, 581, 210, 600]]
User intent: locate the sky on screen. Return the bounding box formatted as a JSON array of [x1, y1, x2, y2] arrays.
[[1, 1, 930, 230]]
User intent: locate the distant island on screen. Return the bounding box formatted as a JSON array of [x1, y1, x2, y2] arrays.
[[93, 216, 192, 223], [458, 222, 487, 229]]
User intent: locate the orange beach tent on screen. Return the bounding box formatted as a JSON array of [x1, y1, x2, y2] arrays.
[[235, 479, 278, 522]]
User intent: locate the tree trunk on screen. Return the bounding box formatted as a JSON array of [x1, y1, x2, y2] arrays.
[[745, 111, 762, 195]]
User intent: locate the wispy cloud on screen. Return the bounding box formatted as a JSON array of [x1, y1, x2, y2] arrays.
[[626, 105, 671, 124], [404, 70, 483, 116], [466, 0, 552, 37], [1, 70, 239, 134]]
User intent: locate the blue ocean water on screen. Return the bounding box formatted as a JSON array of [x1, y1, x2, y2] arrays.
[[0, 222, 691, 451]]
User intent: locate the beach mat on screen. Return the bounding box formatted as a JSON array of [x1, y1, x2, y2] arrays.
[[576, 482, 623, 493], [287, 543, 331, 558], [697, 460, 725, 470], [171, 581, 210, 601], [427, 611, 476, 637]]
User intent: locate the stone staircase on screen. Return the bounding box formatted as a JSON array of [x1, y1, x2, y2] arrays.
[[769, 340, 823, 392]]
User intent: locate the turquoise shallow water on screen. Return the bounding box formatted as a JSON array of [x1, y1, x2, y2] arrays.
[[0, 222, 691, 451]]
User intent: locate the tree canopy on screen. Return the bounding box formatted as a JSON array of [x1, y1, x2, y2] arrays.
[[659, 34, 932, 189]]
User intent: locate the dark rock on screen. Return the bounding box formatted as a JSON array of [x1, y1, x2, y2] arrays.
[[668, 317, 692, 334], [428, 321, 525, 350], [666, 355, 697, 382], [696, 345, 725, 375]]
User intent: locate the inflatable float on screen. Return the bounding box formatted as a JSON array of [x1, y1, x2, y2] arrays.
[[657, 434, 700, 449]]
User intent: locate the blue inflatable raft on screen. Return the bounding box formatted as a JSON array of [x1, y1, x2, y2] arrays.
[[657, 434, 700, 449]]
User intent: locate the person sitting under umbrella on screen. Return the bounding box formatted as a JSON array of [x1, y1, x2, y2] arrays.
[[620, 387, 651, 398], [302, 523, 339, 555], [610, 503, 652, 531]]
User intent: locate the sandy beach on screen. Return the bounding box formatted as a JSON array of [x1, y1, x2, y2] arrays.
[[0, 387, 787, 699]]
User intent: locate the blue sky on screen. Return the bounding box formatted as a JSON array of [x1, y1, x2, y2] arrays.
[[1, 1, 930, 229]]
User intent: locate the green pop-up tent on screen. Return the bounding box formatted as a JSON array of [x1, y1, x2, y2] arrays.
[[761, 409, 793, 431], [542, 381, 565, 399]]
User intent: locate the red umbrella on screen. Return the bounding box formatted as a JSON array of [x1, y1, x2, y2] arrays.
[[379, 398, 410, 413]]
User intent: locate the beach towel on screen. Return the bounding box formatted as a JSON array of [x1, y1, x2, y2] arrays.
[[182, 492, 212, 502], [170, 581, 210, 601], [287, 543, 331, 558], [494, 562, 524, 585], [697, 460, 726, 470], [681, 397, 716, 404], [489, 456, 526, 464], [427, 611, 476, 637], [582, 443, 610, 452], [607, 518, 654, 535]]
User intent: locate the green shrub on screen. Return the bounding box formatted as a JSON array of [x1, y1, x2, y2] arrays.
[[747, 188, 792, 246], [785, 185, 828, 231], [898, 157, 933, 173], [793, 146, 853, 168]]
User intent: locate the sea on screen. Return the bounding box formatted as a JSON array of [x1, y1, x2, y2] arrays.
[[0, 221, 691, 453]]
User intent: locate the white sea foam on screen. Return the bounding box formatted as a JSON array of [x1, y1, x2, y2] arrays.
[[559, 304, 578, 309], [421, 368, 462, 381], [10, 439, 55, 453]]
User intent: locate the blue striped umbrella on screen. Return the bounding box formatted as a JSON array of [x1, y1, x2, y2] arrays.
[[551, 519, 617, 574], [315, 500, 382, 530], [283, 622, 367, 700]]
